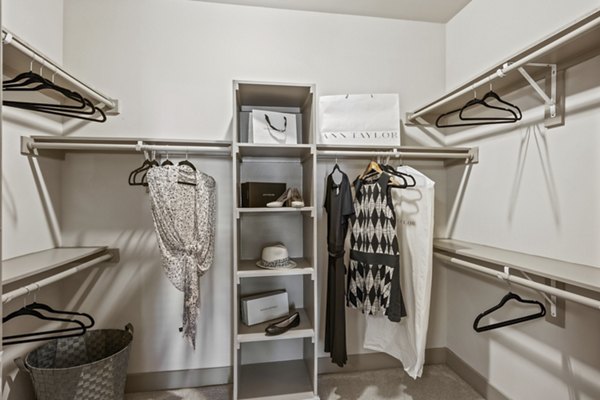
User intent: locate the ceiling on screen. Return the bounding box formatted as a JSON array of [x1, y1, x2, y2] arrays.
[[195, 0, 472, 23]]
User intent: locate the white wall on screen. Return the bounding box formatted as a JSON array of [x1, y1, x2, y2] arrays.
[[2, 2, 65, 399], [445, 0, 600, 89], [444, 2, 600, 399], [56, 0, 447, 379], [2, 0, 64, 258]]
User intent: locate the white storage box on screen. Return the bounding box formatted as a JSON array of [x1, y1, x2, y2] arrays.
[[240, 290, 289, 326]]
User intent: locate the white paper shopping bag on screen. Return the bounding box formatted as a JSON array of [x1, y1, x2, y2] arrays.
[[319, 94, 400, 146], [251, 110, 298, 144]]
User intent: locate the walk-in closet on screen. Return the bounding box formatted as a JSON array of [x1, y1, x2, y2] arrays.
[[1, 1, 599, 400]]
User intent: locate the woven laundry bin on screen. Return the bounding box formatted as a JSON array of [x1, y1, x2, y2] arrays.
[[16, 323, 133, 400]]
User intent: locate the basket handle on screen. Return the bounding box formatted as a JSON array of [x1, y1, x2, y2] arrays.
[[14, 358, 30, 374], [125, 323, 134, 335]]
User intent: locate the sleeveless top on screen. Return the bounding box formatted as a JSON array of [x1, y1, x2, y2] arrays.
[[347, 171, 406, 321]]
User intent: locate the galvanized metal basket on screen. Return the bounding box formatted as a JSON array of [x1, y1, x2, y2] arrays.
[[16, 323, 133, 400]]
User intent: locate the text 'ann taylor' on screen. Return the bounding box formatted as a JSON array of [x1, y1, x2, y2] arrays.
[[322, 131, 399, 139]]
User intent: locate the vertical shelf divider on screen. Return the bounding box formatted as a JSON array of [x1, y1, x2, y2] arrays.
[[232, 81, 319, 400]]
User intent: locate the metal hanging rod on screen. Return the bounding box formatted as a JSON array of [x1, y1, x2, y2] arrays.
[[2, 28, 118, 112], [407, 11, 600, 122], [22, 137, 233, 157], [317, 147, 478, 163], [434, 253, 600, 311], [2, 253, 114, 304]]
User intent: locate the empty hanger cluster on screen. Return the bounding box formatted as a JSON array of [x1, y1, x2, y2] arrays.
[[2, 61, 106, 122], [436, 84, 522, 128]]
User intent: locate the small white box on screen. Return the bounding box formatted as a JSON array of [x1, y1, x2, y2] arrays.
[[240, 290, 289, 326]]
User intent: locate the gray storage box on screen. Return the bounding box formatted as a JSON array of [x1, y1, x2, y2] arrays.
[[241, 290, 289, 326]]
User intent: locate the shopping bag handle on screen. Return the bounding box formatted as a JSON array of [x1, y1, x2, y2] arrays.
[[264, 114, 287, 133]]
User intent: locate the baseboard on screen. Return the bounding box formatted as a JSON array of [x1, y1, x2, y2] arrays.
[[125, 347, 504, 399], [125, 366, 231, 393], [445, 348, 510, 400]]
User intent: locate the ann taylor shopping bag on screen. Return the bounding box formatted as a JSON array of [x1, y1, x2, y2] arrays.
[[319, 94, 400, 146], [252, 109, 298, 144]]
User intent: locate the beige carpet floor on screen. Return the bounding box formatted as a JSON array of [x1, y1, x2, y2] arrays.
[[126, 365, 484, 400]]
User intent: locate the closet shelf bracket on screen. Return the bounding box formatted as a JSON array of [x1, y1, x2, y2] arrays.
[[521, 271, 558, 318], [496, 266, 557, 318], [517, 63, 563, 128]]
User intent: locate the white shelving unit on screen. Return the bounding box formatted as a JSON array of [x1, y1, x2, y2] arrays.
[[232, 81, 319, 400]]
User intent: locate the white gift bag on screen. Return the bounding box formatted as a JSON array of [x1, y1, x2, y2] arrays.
[[319, 94, 400, 146], [252, 110, 298, 144]]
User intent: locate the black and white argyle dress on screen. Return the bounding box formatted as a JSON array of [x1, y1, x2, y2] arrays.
[[347, 172, 406, 322]]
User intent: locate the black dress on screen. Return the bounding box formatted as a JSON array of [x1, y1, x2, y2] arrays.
[[323, 168, 354, 367], [347, 172, 406, 322]]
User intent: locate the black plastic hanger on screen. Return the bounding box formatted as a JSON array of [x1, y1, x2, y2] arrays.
[[27, 302, 95, 329], [3, 306, 86, 345], [473, 292, 546, 332], [129, 158, 158, 186], [161, 155, 174, 166], [436, 91, 520, 128], [459, 91, 522, 122], [381, 164, 415, 188], [176, 158, 198, 186], [3, 70, 107, 122], [178, 159, 196, 171]]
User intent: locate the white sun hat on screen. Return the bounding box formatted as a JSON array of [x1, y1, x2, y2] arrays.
[[256, 243, 297, 269]]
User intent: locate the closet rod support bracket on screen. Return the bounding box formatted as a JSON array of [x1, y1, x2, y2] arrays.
[[518, 63, 563, 128], [104, 99, 120, 115], [21, 136, 36, 156], [106, 248, 121, 263], [467, 147, 479, 164]]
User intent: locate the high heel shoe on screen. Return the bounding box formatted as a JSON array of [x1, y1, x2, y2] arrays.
[[266, 187, 305, 208]]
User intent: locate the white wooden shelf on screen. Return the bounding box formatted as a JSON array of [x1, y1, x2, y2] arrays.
[[237, 143, 313, 159], [239, 360, 316, 400], [237, 258, 314, 279], [2, 28, 118, 112], [238, 308, 314, 344], [2, 247, 109, 286], [237, 207, 314, 216], [407, 9, 600, 127], [434, 239, 600, 292]]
